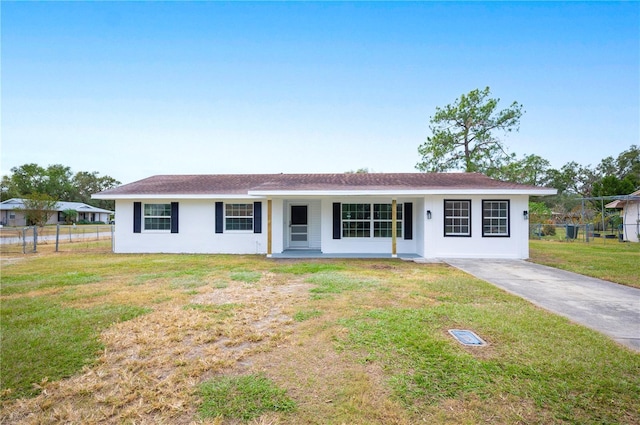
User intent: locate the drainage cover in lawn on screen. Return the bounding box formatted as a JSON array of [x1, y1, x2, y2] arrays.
[[448, 329, 487, 346]]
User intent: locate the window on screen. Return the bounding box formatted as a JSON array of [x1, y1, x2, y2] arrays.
[[482, 200, 510, 237], [225, 203, 253, 231], [373, 204, 403, 237], [144, 203, 171, 231], [444, 200, 471, 237], [342, 203, 370, 237], [342, 203, 403, 238]]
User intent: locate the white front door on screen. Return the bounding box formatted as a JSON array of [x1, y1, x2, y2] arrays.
[[289, 205, 309, 248]]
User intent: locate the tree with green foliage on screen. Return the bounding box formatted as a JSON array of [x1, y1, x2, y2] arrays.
[[71, 171, 120, 209], [21, 193, 59, 227], [546, 161, 601, 198], [61, 209, 78, 225], [416, 87, 524, 174], [595, 145, 639, 194], [1, 164, 120, 209], [489, 153, 551, 186]]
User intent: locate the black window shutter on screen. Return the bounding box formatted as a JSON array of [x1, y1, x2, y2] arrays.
[[133, 202, 142, 233], [254, 202, 262, 233], [404, 202, 413, 240], [171, 202, 179, 233], [215, 202, 223, 233], [333, 202, 341, 239]]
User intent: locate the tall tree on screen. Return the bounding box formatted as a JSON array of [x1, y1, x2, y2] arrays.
[[416, 87, 524, 173], [546, 161, 598, 197], [612, 145, 639, 188], [488, 154, 551, 186], [1, 163, 74, 201], [72, 171, 120, 209], [1, 163, 47, 200]]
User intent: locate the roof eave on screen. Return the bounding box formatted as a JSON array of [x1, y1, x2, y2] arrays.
[[92, 193, 264, 200], [93, 188, 557, 199]]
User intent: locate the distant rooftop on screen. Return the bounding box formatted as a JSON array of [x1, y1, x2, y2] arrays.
[[0, 198, 113, 213]]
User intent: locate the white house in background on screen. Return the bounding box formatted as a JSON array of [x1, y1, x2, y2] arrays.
[[605, 189, 640, 243], [0, 198, 113, 227], [92, 173, 556, 259]]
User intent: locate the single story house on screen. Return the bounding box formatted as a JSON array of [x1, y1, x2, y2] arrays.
[[93, 173, 556, 259], [605, 189, 640, 242], [0, 198, 113, 227]]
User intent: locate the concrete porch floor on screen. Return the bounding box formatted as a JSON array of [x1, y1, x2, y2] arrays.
[[269, 250, 424, 260]]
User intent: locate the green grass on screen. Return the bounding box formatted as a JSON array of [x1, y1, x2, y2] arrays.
[[198, 374, 296, 421], [293, 308, 323, 322], [270, 261, 346, 275], [229, 270, 262, 283], [1, 271, 102, 295], [530, 239, 640, 288], [340, 297, 639, 424], [306, 272, 381, 297], [1, 252, 638, 424], [1, 296, 149, 398]]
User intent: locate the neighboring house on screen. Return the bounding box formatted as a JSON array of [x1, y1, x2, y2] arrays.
[[93, 173, 556, 259], [0, 198, 113, 227], [605, 189, 640, 243]]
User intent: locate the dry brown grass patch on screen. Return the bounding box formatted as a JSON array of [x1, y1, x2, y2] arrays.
[[2, 276, 311, 424]]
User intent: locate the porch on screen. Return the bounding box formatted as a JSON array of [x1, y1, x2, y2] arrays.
[[270, 250, 423, 260]]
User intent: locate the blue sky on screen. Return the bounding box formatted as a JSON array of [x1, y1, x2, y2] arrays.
[[2, 1, 638, 184]]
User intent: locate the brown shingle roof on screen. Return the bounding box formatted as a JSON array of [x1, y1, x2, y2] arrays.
[[95, 173, 553, 197]]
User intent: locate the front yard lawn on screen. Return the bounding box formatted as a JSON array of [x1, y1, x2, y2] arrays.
[[1, 253, 638, 424], [529, 238, 640, 288]]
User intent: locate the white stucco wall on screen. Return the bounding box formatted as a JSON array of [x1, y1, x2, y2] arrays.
[[422, 195, 530, 259], [114, 199, 267, 254], [113, 194, 531, 258], [319, 197, 419, 255]]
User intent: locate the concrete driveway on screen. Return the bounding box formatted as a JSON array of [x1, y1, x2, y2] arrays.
[[446, 259, 640, 352]]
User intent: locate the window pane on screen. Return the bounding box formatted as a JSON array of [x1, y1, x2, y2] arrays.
[[224, 203, 253, 231], [342, 204, 370, 220], [482, 200, 509, 236], [444, 200, 471, 236], [342, 221, 370, 238], [144, 204, 171, 216], [226, 203, 253, 217], [143, 203, 171, 230], [144, 217, 171, 230], [225, 217, 253, 231]]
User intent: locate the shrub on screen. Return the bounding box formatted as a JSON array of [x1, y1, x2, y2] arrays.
[[542, 224, 556, 236]]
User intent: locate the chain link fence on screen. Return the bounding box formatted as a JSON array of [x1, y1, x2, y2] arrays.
[[1, 224, 114, 255], [529, 222, 626, 242]]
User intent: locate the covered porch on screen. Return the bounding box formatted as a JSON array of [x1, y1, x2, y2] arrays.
[[269, 249, 423, 260]]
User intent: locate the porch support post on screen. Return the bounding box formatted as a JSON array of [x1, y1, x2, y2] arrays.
[[392, 199, 397, 258], [267, 199, 272, 257]]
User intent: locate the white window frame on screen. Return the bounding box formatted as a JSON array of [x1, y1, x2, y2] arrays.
[[342, 203, 403, 238], [225, 203, 253, 232], [373, 203, 403, 238], [143, 203, 171, 232], [444, 200, 471, 237], [342, 203, 371, 238], [482, 200, 510, 237]]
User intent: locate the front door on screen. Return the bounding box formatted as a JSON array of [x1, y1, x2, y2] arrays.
[[289, 205, 309, 248]]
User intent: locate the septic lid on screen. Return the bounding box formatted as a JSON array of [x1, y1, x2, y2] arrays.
[[448, 329, 487, 346]]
